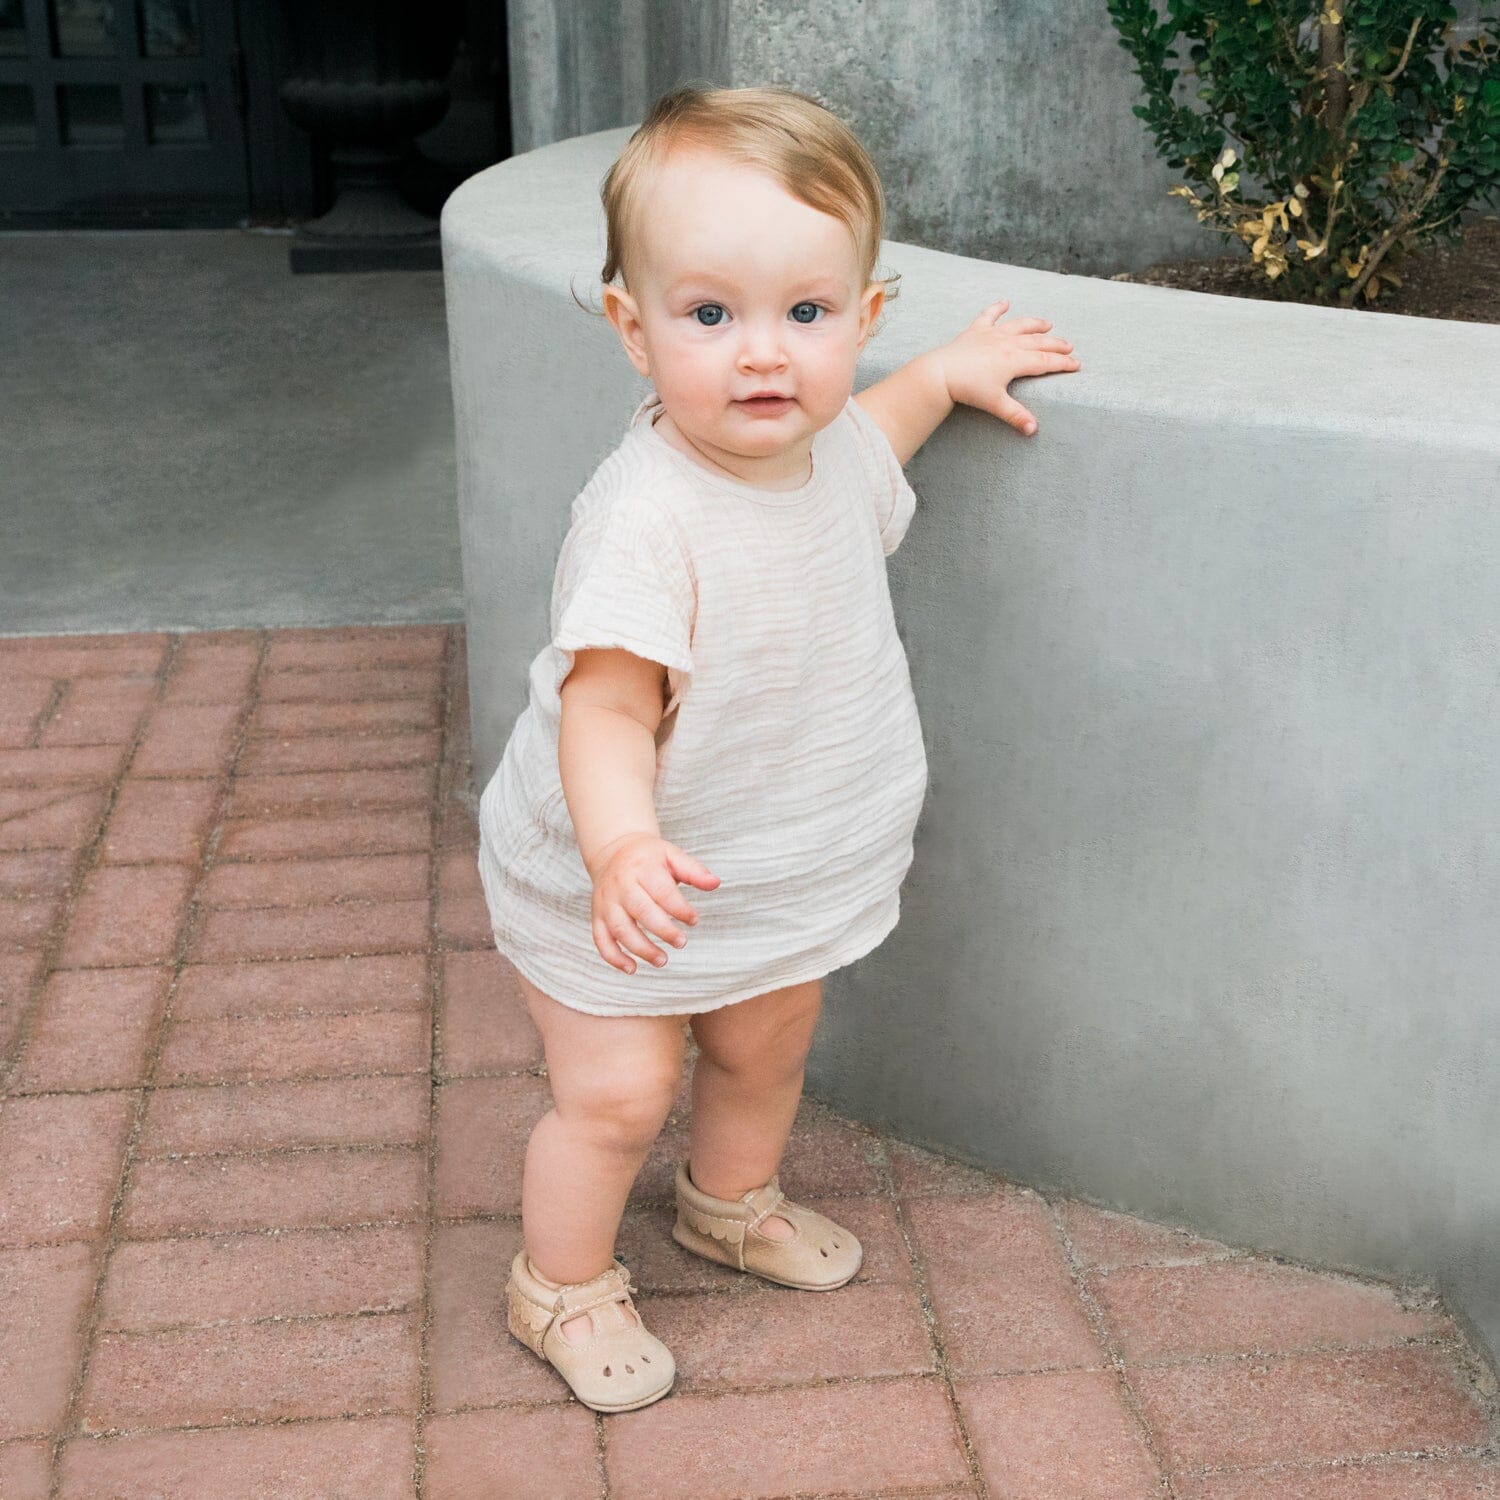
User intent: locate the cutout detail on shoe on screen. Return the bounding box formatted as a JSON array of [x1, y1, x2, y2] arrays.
[[559, 1312, 594, 1347]]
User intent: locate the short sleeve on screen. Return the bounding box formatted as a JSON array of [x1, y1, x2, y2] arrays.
[[845, 395, 918, 556], [548, 495, 697, 712]]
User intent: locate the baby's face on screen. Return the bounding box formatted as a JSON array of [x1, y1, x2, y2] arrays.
[[604, 148, 883, 485]]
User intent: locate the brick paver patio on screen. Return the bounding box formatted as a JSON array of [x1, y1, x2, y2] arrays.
[[1, 623, 1496, 1499]]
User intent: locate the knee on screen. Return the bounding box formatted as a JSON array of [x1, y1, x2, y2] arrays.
[[698, 1011, 816, 1084], [559, 1066, 681, 1153]]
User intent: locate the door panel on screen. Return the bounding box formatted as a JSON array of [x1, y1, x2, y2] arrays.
[[0, 0, 249, 222]]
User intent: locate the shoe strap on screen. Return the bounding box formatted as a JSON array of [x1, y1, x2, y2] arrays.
[[548, 1261, 638, 1322], [741, 1175, 788, 1236]]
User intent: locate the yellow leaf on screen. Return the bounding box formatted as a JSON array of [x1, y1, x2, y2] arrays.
[[1252, 233, 1270, 256], [1288, 198, 1303, 217]]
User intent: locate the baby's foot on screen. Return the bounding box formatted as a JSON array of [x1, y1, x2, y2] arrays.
[[529, 1260, 641, 1347], [687, 1164, 797, 1241], [559, 1298, 639, 1346]]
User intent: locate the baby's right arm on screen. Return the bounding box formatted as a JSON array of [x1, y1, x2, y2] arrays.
[[558, 648, 719, 973]]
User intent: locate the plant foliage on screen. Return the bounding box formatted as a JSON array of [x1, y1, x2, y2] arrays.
[[1104, 1, 1500, 305]]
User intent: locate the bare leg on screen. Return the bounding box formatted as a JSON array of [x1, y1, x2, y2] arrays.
[[514, 970, 687, 1344], [687, 978, 822, 1239]]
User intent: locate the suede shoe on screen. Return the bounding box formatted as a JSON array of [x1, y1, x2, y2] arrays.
[[671, 1157, 862, 1290], [505, 1249, 675, 1412]]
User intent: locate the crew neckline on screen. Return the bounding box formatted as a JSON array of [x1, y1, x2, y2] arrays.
[[631, 393, 827, 505]]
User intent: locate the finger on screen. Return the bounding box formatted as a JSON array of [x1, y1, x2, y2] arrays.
[[664, 845, 720, 890], [971, 298, 1009, 329], [593, 914, 639, 974], [608, 910, 668, 968], [992, 396, 1037, 434], [1015, 349, 1080, 374], [625, 889, 690, 950], [1000, 317, 1053, 334], [642, 870, 700, 928]]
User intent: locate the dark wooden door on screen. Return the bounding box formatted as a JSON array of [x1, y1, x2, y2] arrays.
[[0, 0, 250, 223]]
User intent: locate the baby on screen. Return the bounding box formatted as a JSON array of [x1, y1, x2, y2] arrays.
[[485, 84, 1080, 1413]]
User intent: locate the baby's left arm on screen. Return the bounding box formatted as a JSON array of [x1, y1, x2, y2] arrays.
[[854, 298, 1081, 467]]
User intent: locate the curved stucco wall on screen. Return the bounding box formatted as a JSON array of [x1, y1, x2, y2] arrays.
[[440, 127, 1500, 1365]]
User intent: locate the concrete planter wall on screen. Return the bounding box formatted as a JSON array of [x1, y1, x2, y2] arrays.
[[441, 126, 1500, 1365], [503, 0, 1490, 275]]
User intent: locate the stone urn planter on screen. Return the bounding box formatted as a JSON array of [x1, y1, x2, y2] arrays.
[[278, 0, 463, 273]]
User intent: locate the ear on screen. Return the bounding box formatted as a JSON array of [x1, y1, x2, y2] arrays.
[[602, 283, 651, 377], [856, 281, 885, 350]]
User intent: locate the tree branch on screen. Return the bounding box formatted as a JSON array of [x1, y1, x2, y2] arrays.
[[1319, 11, 1350, 138], [1379, 16, 1424, 85], [1343, 151, 1451, 303]]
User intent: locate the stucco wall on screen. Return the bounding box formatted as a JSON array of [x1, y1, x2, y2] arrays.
[[505, 2, 1491, 274], [440, 126, 1500, 1367], [505, 0, 1225, 272]]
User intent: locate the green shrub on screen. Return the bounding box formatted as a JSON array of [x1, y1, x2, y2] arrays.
[[1105, 1, 1500, 305]]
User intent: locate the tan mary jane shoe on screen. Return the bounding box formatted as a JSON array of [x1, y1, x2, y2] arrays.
[[505, 1250, 675, 1413], [671, 1158, 863, 1290]]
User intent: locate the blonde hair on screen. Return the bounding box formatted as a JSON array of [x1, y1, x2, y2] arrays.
[[596, 84, 899, 318]]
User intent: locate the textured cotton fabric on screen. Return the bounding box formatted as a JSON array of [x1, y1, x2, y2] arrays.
[[476, 390, 929, 1017]]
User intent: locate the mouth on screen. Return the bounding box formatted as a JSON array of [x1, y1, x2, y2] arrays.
[[736, 394, 794, 415]]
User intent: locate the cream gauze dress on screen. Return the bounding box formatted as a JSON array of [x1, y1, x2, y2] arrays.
[[476, 389, 929, 1018]]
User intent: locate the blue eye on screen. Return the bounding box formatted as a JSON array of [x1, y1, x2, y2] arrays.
[[693, 304, 726, 326], [790, 302, 821, 324]]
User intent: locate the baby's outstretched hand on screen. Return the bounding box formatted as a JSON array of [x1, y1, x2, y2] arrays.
[[936, 299, 1081, 437], [587, 832, 720, 975]]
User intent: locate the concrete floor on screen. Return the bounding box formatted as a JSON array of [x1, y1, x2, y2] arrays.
[[0, 229, 463, 636]]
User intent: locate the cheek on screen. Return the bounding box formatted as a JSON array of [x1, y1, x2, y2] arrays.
[[650, 336, 730, 412], [798, 331, 860, 405]]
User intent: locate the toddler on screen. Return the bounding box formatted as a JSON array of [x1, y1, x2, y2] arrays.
[[484, 84, 1080, 1413]]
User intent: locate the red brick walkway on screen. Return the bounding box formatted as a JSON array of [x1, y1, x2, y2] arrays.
[[1, 624, 1496, 1499]]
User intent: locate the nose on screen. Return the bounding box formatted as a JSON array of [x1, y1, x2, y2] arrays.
[[735, 318, 788, 374]]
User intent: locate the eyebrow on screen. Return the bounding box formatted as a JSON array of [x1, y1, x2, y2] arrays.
[[663, 276, 850, 300]]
